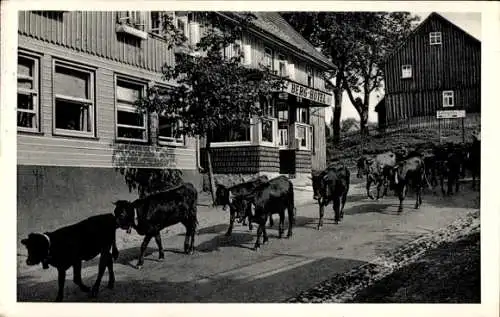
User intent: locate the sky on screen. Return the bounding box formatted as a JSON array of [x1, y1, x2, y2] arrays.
[[323, 12, 482, 124]]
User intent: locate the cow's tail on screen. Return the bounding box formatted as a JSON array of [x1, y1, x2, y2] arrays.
[[288, 180, 296, 225]]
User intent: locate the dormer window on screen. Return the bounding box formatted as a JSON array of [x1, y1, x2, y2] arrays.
[[401, 64, 412, 78], [429, 32, 442, 45]]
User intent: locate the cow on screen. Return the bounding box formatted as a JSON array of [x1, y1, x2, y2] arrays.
[[356, 151, 397, 200], [113, 183, 198, 269], [311, 165, 350, 229], [391, 156, 431, 213], [237, 176, 295, 250], [463, 133, 481, 190], [20, 214, 119, 302], [214, 175, 271, 236], [435, 145, 466, 196]]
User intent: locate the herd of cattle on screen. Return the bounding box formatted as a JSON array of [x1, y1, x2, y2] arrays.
[[20, 134, 480, 302]]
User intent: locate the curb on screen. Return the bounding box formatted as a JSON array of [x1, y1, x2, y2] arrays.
[[287, 209, 480, 303]]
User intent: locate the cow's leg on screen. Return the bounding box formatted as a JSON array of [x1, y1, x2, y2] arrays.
[[341, 191, 348, 219], [397, 185, 406, 213], [287, 207, 294, 238], [317, 203, 325, 230], [376, 179, 383, 200], [91, 251, 110, 298], [137, 235, 153, 268], [382, 177, 389, 198], [268, 214, 274, 227], [415, 186, 421, 209], [248, 205, 254, 231], [262, 223, 269, 245], [55, 269, 66, 302], [254, 223, 264, 250], [225, 209, 236, 236], [333, 197, 341, 224], [182, 224, 195, 255], [278, 211, 285, 239], [154, 234, 165, 260], [72, 261, 90, 292], [106, 254, 115, 290], [455, 174, 460, 193], [366, 177, 374, 200], [440, 174, 446, 196]]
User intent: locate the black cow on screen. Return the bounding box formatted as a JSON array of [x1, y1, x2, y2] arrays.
[[436, 146, 465, 196], [20, 214, 119, 302], [391, 157, 431, 213], [463, 134, 480, 190], [312, 165, 350, 229], [214, 175, 271, 236], [113, 183, 198, 269], [239, 176, 295, 250]]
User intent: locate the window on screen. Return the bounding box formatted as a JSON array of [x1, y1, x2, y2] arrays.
[[261, 118, 275, 144], [17, 55, 39, 132], [264, 47, 273, 70], [53, 62, 95, 137], [158, 115, 184, 146], [211, 120, 251, 144], [306, 65, 314, 88], [115, 78, 148, 142], [119, 11, 146, 30], [295, 122, 312, 150], [279, 129, 288, 148], [278, 110, 288, 122], [278, 54, 287, 77], [401, 65, 412, 78], [429, 32, 442, 45], [176, 15, 189, 39], [296, 107, 309, 124], [443, 90, 454, 108], [150, 11, 163, 35]]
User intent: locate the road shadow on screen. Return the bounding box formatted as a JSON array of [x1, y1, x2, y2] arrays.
[[17, 256, 370, 302], [195, 232, 256, 252], [345, 203, 393, 215]]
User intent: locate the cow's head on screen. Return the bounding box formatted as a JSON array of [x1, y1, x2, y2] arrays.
[[310, 171, 323, 200], [214, 184, 230, 210], [113, 200, 135, 233], [21, 233, 50, 267]]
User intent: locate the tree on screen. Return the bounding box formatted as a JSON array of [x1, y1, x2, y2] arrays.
[[341, 118, 360, 133], [135, 12, 284, 204], [282, 12, 418, 139]]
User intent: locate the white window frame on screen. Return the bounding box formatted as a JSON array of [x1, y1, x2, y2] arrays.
[[295, 122, 313, 151], [279, 128, 288, 149], [306, 65, 314, 88], [149, 11, 164, 35], [158, 112, 185, 147], [296, 107, 309, 124], [443, 90, 454, 108], [52, 60, 96, 138], [264, 47, 273, 70], [175, 14, 189, 40], [429, 32, 442, 45], [278, 53, 288, 77], [210, 117, 254, 148], [401, 64, 412, 79], [258, 117, 278, 147], [119, 11, 147, 30], [115, 77, 148, 143], [17, 54, 40, 133]]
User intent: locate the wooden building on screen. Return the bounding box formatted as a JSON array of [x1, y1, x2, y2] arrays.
[[376, 12, 481, 128], [16, 11, 332, 236]]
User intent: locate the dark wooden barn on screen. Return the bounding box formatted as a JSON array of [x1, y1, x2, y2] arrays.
[[377, 12, 481, 128]]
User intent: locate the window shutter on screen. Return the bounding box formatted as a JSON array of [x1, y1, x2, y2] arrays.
[[288, 63, 295, 80], [189, 22, 200, 45], [243, 44, 252, 65]]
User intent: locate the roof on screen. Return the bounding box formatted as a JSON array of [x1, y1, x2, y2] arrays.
[[385, 12, 481, 64], [222, 12, 334, 70]]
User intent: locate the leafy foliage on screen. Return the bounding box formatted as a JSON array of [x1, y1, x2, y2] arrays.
[[282, 12, 419, 135], [118, 168, 183, 199]]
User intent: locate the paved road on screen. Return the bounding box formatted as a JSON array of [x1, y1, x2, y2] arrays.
[[17, 182, 479, 302]]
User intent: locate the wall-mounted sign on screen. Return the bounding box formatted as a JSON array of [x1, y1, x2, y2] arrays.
[[283, 81, 332, 106], [436, 110, 466, 119]]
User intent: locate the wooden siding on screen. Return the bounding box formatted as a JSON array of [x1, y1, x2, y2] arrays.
[[18, 37, 196, 169], [18, 11, 175, 72], [310, 107, 326, 171], [384, 14, 481, 123]]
